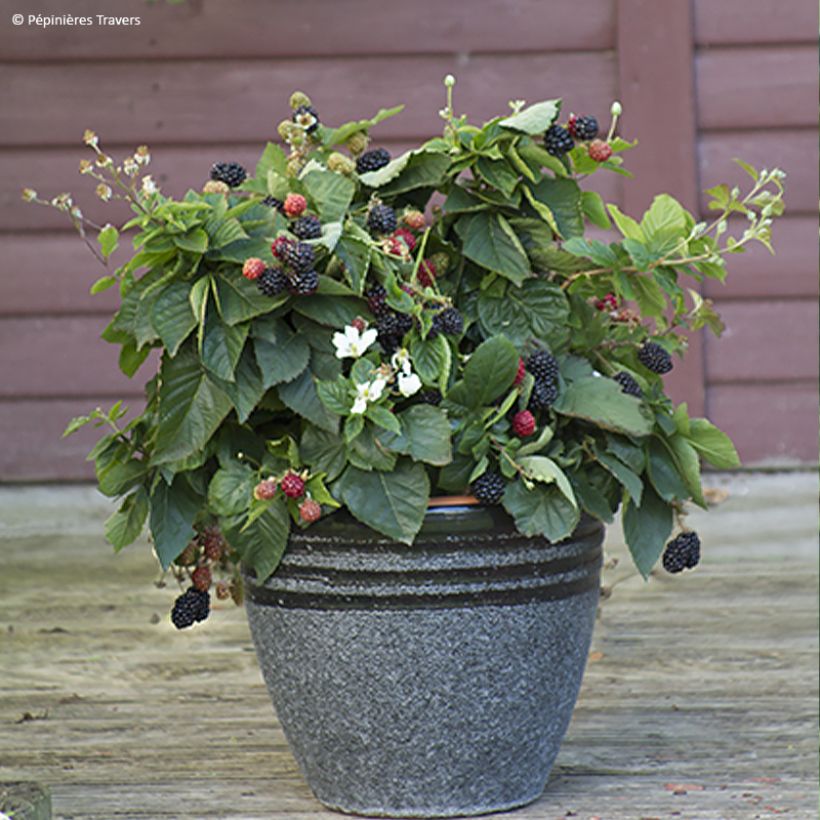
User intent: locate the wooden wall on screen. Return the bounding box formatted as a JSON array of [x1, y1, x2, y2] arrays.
[[0, 0, 815, 480]]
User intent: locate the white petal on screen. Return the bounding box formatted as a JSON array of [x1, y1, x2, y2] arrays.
[[398, 372, 422, 397], [361, 328, 378, 351], [351, 397, 367, 414], [369, 378, 387, 401]]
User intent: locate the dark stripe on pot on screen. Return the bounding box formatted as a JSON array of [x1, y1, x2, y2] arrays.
[[245, 568, 602, 611]]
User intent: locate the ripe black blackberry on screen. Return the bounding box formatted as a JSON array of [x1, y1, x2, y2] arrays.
[[614, 371, 643, 398], [436, 307, 464, 336], [638, 341, 673, 374], [472, 471, 505, 504], [257, 267, 288, 297], [529, 379, 559, 411], [288, 269, 319, 296], [292, 104, 320, 133], [291, 215, 322, 240], [573, 115, 599, 140], [417, 389, 442, 405], [281, 241, 316, 273], [376, 312, 401, 339], [367, 204, 398, 235], [365, 284, 390, 317], [210, 162, 247, 188], [544, 125, 574, 156], [262, 195, 284, 212], [526, 350, 559, 382], [395, 312, 414, 336], [356, 147, 391, 174], [662, 532, 701, 574], [171, 587, 210, 629]]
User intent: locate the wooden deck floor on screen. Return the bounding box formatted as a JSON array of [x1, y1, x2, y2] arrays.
[[0, 473, 817, 819]]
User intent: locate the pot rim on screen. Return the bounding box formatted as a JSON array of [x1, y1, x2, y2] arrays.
[[427, 495, 479, 508]]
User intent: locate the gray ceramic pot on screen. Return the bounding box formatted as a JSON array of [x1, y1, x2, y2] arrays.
[[244, 504, 603, 818]]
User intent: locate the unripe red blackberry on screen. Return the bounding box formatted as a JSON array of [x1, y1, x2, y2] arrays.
[[210, 161, 247, 188], [283, 193, 307, 218], [351, 317, 367, 333], [281, 472, 305, 499], [192, 565, 212, 592], [512, 410, 536, 437], [299, 498, 322, 523], [513, 358, 526, 385], [393, 227, 417, 252], [588, 140, 613, 163], [271, 236, 292, 260], [253, 479, 278, 501], [471, 471, 505, 504], [356, 147, 391, 174], [402, 210, 426, 230], [175, 541, 198, 567], [662, 532, 701, 573], [242, 257, 266, 281], [418, 259, 437, 288], [203, 532, 224, 562], [291, 215, 322, 240], [594, 292, 618, 311], [215, 581, 231, 601], [544, 125, 574, 156], [367, 204, 397, 236], [638, 341, 673, 374]]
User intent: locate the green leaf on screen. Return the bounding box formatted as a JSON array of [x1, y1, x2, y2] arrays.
[[230, 496, 291, 581], [685, 418, 741, 468], [336, 459, 430, 544], [347, 422, 397, 472], [622, 486, 673, 578], [581, 191, 611, 229], [477, 278, 569, 348], [570, 472, 614, 522], [213, 275, 287, 325], [254, 141, 288, 178], [208, 346, 265, 423], [253, 318, 310, 388], [326, 104, 405, 145], [335, 235, 371, 294], [554, 377, 653, 437], [528, 177, 584, 239], [447, 335, 518, 409], [382, 404, 452, 466], [301, 168, 356, 223], [499, 99, 561, 134], [667, 434, 706, 507], [517, 425, 554, 457], [278, 369, 339, 434], [502, 480, 580, 542], [208, 217, 248, 250], [517, 455, 576, 506], [149, 474, 202, 569], [365, 404, 402, 434], [301, 425, 348, 481], [641, 194, 687, 245], [454, 212, 530, 286], [173, 227, 208, 253], [607, 204, 645, 241], [316, 376, 353, 415], [201, 309, 248, 382], [151, 281, 196, 357], [374, 151, 450, 196], [595, 450, 643, 506], [409, 334, 451, 387], [98, 224, 119, 258], [476, 157, 519, 197], [630, 275, 667, 318], [153, 346, 233, 465], [90, 275, 118, 295], [646, 437, 689, 502], [208, 465, 255, 516], [294, 295, 363, 328], [105, 487, 148, 551]]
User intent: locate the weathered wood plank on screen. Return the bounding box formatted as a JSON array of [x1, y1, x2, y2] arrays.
[[707, 383, 819, 464], [696, 46, 818, 129], [0, 398, 141, 482], [0, 475, 816, 818], [705, 299, 819, 383], [694, 0, 819, 45], [0, 54, 617, 148], [0, 317, 155, 399], [0, 0, 615, 60], [703, 216, 818, 299], [617, 0, 704, 419], [699, 129, 819, 215]]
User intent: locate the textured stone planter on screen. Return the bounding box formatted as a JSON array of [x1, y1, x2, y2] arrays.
[[244, 504, 603, 818]]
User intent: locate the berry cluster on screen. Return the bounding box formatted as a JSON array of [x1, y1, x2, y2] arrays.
[[429, 306, 464, 339], [253, 472, 322, 524], [210, 161, 247, 189], [661, 532, 701, 573], [257, 237, 320, 297], [526, 350, 560, 411], [544, 114, 611, 163], [472, 471, 505, 505]]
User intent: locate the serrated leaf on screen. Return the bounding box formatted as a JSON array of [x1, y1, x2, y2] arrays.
[[641, 194, 687, 244], [379, 404, 452, 466], [152, 281, 196, 356], [517, 455, 577, 506], [336, 459, 429, 544], [153, 346, 233, 465], [410, 333, 451, 387], [554, 376, 653, 437], [502, 480, 579, 542], [105, 487, 148, 551], [595, 450, 643, 506], [326, 105, 405, 146], [201, 308, 248, 382], [229, 496, 291, 581], [278, 369, 339, 434], [90, 275, 118, 295], [252, 318, 311, 388], [499, 99, 561, 134], [607, 204, 645, 241], [301, 425, 348, 481], [528, 177, 584, 239], [173, 227, 208, 253], [581, 191, 611, 229], [646, 437, 690, 502], [685, 418, 740, 468], [149, 474, 202, 569], [447, 335, 518, 409], [622, 486, 673, 578], [208, 346, 266, 423], [98, 224, 119, 259], [208, 465, 255, 516], [455, 212, 530, 285], [301, 168, 356, 223]]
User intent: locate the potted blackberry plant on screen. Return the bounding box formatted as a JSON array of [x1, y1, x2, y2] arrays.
[[26, 78, 783, 817]]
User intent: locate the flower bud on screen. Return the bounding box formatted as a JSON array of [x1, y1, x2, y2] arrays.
[[327, 152, 356, 175], [610, 101, 622, 116], [289, 91, 312, 110], [444, 74, 456, 87], [203, 180, 230, 194], [345, 131, 369, 156]]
